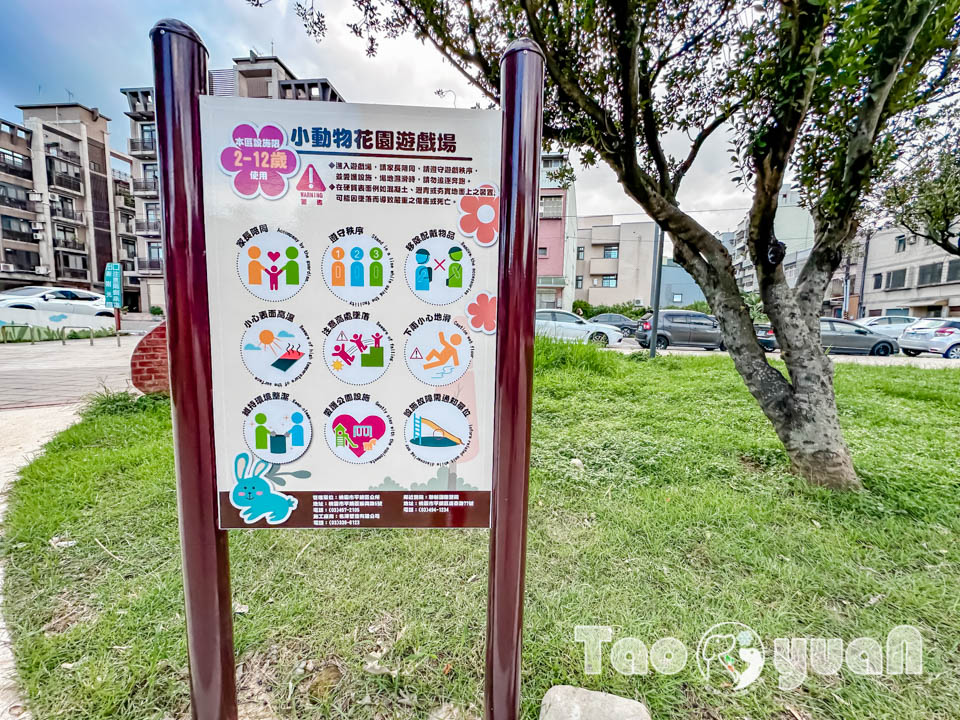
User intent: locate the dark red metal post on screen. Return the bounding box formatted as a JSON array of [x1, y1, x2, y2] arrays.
[[151, 19, 238, 720], [485, 39, 544, 720]]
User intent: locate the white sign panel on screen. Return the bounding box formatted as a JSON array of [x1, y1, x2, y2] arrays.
[[200, 96, 501, 528]]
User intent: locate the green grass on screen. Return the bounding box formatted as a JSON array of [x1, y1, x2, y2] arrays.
[[0, 325, 119, 343], [3, 343, 959, 719]]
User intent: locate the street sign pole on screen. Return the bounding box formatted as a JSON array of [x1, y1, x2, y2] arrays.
[[151, 19, 238, 720], [649, 223, 664, 359], [485, 38, 543, 720]]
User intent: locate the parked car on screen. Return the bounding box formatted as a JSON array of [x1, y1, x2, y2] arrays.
[[636, 310, 724, 350], [535, 309, 623, 346], [587, 312, 639, 336], [0, 285, 113, 317], [898, 318, 960, 358], [754, 324, 779, 352], [819, 317, 898, 355], [855, 314, 919, 337]]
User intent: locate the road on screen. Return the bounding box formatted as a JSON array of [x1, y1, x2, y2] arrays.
[[0, 336, 137, 410], [608, 337, 958, 368]]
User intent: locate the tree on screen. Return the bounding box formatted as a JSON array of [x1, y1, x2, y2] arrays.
[[883, 136, 960, 255], [267, 0, 960, 490]]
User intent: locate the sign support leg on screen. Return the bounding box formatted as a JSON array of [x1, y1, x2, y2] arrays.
[[485, 39, 544, 720], [151, 19, 238, 720]]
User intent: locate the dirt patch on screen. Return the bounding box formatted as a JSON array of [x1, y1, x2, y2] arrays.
[[41, 593, 97, 636]]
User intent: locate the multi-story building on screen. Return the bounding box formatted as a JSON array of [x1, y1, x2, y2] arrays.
[[731, 184, 815, 292], [574, 215, 706, 308], [0, 103, 127, 295], [120, 51, 345, 311], [535, 151, 578, 310], [0, 119, 42, 287], [859, 227, 960, 318]]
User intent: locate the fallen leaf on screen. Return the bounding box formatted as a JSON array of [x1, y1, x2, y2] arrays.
[[233, 603, 249, 614]]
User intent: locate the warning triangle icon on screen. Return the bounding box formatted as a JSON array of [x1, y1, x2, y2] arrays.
[[336, 331, 349, 341], [296, 164, 326, 192], [409, 347, 423, 360]]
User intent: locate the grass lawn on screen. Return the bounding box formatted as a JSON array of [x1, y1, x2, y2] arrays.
[[2, 344, 959, 719]]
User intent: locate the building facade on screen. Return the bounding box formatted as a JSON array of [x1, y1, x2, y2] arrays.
[[120, 51, 345, 311], [731, 185, 815, 292], [859, 227, 960, 318], [1, 104, 128, 296], [535, 151, 578, 310], [574, 216, 706, 308]]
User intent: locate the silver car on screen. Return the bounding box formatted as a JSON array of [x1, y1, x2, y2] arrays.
[[535, 310, 624, 346], [856, 314, 918, 338], [819, 318, 898, 355], [898, 318, 960, 358]]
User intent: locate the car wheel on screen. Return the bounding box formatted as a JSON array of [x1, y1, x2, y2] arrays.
[[95, 311, 113, 317], [718, 341, 726, 351], [902, 349, 921, 357], [870, 342, 892, 357], [589, 332, 609, 347], [703, 346, 716, 351], [945, 344, 960, 360], [655, 335, 668, 350], [10, 304, 35, 310]]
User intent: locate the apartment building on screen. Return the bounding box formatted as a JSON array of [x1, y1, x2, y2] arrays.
[[731, 185, 815, 292], [121, 51, 345, 311], [535, 151, 578, 310], [574, 216, 706, 308], [0, 104, 128, 295], [859, 227, 960, 318]]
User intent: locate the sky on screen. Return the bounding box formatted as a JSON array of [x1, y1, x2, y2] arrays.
[[0, 0, 752, 234]]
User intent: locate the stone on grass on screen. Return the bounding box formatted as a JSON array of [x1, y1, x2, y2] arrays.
[[540, 685, 651, 720]]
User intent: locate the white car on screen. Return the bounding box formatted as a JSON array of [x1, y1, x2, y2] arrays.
[[0, 285, 114, 317], [535, 309, 623, 346], [855, 314, 918, 338]]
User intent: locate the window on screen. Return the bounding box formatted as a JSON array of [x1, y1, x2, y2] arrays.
[[602, 244, 619, 259], [1, 215, 32, 236], [537, 247, 548, 257], [122, 239, 136, 259], [947, 259, 960, 283], [576, 246, 585, 260], [145, 202, 160, 222], [0, 147, 30, 170], [539, 195, 562, 218], [917, 262, 943, 286], [141, 123, 156, 142], [885, 269, 907, 289], [868, 309, 882, 317], [672, 293, 683, 303], [895, 235, 906, 253], [872, 273, 882, 289], [575, 275, 583, 289], [147, 242, 163, 260], [832, 321, 862, 334], [601, 274, 617, 288], [53, 225, 78, 242], [3, 248, 40, 269], [143, 163, 158, 179]]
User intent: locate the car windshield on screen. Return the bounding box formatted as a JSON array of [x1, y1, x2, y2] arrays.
[[2, 286, 47, 297], [912, 319, 948, 329]]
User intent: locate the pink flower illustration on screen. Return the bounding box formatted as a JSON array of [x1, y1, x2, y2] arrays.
[[458, 185, 499, 246], [466, 292, 497, 334], [219, 124, 299, 199]]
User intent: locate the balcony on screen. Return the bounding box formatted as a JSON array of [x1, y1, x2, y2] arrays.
[[129, 138, 157, 156], [536, 275, 567, 288], [121, 259, 135, 273], [1, 229, 35, 244], [51, 206, 85, 224], [133, 178, 159, 195], [54, 238, 87, 253], [47, 145, 81, 164], [57, 266, 90, 280], [588, 257, 620, 275], [0, 158, 32, 180], [48, 172, 83, 194], [116, 192, 135, 209], [0, 195, 39, 212], [117, 221, 136, 237], [135, 218, 161, 235], [136, 257, 164, 274]]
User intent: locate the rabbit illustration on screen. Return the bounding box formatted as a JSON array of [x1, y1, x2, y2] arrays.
[[230, 452, 298, 525]]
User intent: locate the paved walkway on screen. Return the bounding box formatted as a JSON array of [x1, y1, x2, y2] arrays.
[[0, 404, 82, 719], [0, 336, 137, 410]]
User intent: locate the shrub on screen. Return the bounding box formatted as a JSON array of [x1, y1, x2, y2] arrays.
[[533, 335, 624, 376], [82, 390, 170, 419], [149, 305, 165, 316], [572, 300, 648, 319]]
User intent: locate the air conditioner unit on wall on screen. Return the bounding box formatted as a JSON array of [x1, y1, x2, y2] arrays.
[[35, 265, 49, 275], [907, 236, 917, 244], [31, 221, 44, 230], [32, 231, 43, 240], [0, 263, 15, 272], [28, 192, 43, 202]]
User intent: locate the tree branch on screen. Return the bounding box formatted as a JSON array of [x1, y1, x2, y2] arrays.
[[672, 101, 742, 188]]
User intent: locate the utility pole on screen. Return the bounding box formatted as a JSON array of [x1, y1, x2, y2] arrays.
[[649, 223, 664, 358]]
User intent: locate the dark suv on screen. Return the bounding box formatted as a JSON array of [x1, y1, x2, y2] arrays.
[[587, 312, 639, 335], [636, 310, 724, 350]]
